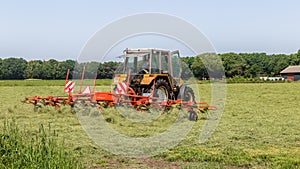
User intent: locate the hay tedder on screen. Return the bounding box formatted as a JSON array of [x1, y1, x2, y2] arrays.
[[23, 48, 216, 121]]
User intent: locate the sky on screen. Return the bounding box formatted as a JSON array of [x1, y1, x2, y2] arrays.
[[1, 0, 300, 61]]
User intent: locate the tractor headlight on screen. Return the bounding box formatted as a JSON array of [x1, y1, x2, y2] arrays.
[[114, 78, 119, 83]]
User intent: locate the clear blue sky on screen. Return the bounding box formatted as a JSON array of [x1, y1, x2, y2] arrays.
[[1, 0, 300, 60]]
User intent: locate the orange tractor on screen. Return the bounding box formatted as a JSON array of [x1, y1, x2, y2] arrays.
[[23, 48, 216, 121]]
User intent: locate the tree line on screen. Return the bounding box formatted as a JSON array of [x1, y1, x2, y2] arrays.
[[183, 50, 300, 79], [0, 58, 119, 80], [0, 50, 299, 80]]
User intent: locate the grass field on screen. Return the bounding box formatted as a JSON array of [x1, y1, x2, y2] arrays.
[[1, 81, 300, 168]]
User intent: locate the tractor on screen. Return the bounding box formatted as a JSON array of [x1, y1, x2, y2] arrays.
[[113, 48, 195, 104]]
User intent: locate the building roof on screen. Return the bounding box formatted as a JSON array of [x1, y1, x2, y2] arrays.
[[280, 65, 300, 74]]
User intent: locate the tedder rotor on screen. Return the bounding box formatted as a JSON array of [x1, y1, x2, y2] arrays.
[[23, 48, 216, 121]]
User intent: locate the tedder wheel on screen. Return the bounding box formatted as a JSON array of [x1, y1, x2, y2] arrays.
[[154, 79, 171, 102], [183, 86, 195, 102], [189, 110, 198, 121]]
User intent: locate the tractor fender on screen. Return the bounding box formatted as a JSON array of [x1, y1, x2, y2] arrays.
[[140, 75, 156, 85], [178, 84, 187, 100]]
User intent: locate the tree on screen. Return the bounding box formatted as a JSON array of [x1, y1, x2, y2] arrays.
[[98, 62, 120, 79], [41, 59, 59, 79], [180, 57, 194, 79], [240, 53, 265, 77], [55, 60, 76, 79], [220, 53, 247, 77], [25, 60, 43, 79], [289, 52, 300, 65], [1, 58, 27, 79], [85, 62, 100, 79], [191, 55, 208, 79], [273, 54, 290, 75], [181, 57, 194, 69], [0, 58, 2, 79]]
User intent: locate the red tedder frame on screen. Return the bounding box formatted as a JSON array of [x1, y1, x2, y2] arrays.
[[23, 67, 217, 120]]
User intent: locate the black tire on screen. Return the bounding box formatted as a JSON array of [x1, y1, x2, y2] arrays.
[[154, 79, 171, 102], [183, 86, 195, 102], [34, 105, 38, 112], [189, 110, 198, 121]]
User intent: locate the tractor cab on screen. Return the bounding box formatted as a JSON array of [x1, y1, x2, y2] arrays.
[[114, 48, 183, 99], [123, 48, 181, 76]]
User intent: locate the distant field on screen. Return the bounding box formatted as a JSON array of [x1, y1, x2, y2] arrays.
[[0, 79, 113, 86], [1, 82, 300, 168]]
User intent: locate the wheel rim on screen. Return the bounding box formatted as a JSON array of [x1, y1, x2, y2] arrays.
[[157, 86, 168, 102], [186, 92, 193, 102]]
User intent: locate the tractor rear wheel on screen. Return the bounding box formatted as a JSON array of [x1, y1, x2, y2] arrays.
[[183, 86, 195, 102], [154, 79, 170, 102]]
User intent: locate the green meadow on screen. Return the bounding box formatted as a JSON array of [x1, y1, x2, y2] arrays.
[[1, 81, 300, 168]]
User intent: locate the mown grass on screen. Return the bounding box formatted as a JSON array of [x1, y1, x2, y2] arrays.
[[1, 82, 300, 168]]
